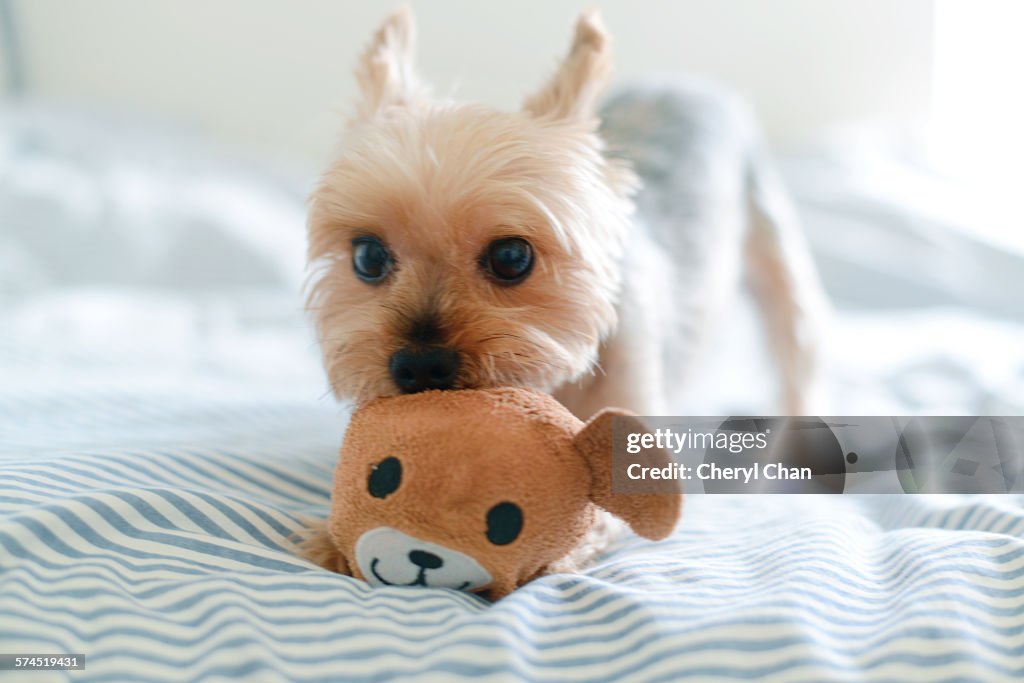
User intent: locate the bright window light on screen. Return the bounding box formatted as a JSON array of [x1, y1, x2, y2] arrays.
[[929, 0, 1024, 252]]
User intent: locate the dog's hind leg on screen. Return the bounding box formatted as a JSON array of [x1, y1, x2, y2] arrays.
[[744, 152, 829, 415]]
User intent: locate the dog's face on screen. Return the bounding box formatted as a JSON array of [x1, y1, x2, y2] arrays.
[[307, 8, 635, 405]]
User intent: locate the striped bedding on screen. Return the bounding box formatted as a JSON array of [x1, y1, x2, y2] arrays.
[[2, 392, 1024, 679], [2, 293, 1024, 682]]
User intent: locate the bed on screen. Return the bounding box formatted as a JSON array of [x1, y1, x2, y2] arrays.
[[2, 101, 1024, 682]]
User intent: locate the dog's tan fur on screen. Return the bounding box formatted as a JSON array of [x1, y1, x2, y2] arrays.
[[307, 8, 640, 408], [307, 7, 824, 417], [303, 7, 826, 570]]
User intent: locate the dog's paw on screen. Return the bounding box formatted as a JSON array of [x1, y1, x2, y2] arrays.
[[294, 518, 351, 575]]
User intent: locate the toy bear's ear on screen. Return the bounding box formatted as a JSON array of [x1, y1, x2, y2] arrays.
[[572, 409, 682, 541]]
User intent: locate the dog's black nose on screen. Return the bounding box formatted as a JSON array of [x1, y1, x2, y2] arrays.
[[389, 347, 460, 393], [408, 549, 443, 570]]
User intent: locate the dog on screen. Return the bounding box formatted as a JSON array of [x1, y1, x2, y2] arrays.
[[305, 6, 826, 420]]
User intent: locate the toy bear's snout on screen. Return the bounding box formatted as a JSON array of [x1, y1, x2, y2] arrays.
[[354, 526, 493, 591]]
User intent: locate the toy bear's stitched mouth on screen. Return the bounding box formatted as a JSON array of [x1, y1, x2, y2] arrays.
[[369, 557, 471, 591]]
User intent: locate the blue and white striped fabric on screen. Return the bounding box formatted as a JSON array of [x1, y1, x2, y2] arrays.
[[3, 350, 1024, 681]]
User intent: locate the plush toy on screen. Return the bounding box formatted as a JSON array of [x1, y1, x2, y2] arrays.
[[306, 387, 682, 600]]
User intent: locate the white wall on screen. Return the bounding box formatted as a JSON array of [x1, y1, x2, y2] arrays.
[[11, 0, 934, 164]]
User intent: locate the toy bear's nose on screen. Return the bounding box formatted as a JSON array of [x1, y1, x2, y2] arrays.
[[389, 347, 460, 393], [408, 549, 444, 570]]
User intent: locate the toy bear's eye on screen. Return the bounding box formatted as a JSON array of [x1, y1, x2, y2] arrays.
[[368, 457, 402, 499], [485, 502, 523, 545]]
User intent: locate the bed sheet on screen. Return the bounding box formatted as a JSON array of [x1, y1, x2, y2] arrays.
[[2, 290, 1023, 682]]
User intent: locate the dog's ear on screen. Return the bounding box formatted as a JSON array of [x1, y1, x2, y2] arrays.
[[523, 10, 612, 122], [353, 5, 427, 121], [573, 409, 682, 541]]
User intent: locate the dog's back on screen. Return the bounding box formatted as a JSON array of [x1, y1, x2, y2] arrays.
[[555, 79, 827, 415]]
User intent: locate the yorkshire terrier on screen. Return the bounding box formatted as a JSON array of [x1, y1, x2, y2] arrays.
[[305, 7, 825, 422]]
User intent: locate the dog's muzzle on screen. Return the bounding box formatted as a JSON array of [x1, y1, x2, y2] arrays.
[[354, 527, 492, 591]]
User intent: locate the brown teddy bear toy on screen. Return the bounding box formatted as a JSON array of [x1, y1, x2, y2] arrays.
[[303, 387, 682, 600]]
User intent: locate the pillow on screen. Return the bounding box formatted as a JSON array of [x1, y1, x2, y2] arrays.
[[0, 100, 310, 297]]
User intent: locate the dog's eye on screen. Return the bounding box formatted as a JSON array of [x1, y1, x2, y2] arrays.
[[368, 457, 402, 498], [485, 502, 523, 545], [482, 237, 533, 284], [352, 237, 393, 283]]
